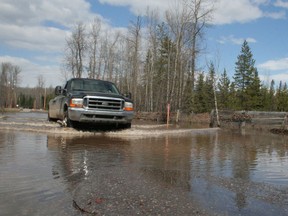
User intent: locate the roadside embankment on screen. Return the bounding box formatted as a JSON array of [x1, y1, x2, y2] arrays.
[[2, 108, 211, 124], [210, 110, 288, 132], [135, 112, 210, 124]]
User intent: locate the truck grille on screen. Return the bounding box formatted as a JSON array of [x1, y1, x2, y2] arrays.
[[86, 96, 123, 111]]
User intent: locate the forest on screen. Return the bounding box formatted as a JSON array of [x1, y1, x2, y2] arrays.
[[0, 0, 288, 113]]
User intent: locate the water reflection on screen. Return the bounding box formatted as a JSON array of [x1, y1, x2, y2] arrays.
[[188, 130, 288, 215], [0, 131, 74, 216], [0, 126, 287, 215], [47, 134, 132, 183]]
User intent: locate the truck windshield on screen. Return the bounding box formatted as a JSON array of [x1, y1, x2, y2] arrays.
[[71, 79, 120, 94]]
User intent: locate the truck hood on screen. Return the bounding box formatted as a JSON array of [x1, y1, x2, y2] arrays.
[[69, 91, 133, 102]]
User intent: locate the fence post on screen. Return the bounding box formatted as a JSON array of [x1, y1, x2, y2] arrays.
[[176, 109, 180, 123]]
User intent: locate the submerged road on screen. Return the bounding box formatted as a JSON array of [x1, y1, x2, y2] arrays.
[[0, 111, 287, 215]]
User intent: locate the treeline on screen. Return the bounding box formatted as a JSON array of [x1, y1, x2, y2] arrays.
[[0, 85, 54, 110], [62, 0, 213, 113], [0, 62, 21, 109], [0, 63, 54, 109], [62, 0, 288, 114], [16, 87, 54, 110], [1, 0, 287, 113], [196, 40, 288, 113]]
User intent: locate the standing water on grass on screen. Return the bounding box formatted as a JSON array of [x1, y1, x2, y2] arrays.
[[0, 112, 287, 215]]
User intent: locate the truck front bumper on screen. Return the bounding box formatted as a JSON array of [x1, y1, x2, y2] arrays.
[[68, 107, 134, 124]]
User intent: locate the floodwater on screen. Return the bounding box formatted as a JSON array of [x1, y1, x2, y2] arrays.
[[0, 112, 287, 216]]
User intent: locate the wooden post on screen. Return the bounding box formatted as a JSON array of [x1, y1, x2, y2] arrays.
[[43, 88, 47, 110], [176, 109, 180, 123]]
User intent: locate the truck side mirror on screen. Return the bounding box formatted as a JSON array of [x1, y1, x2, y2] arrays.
[[55, 86, 62, 95], [124, 92, 132, 99]]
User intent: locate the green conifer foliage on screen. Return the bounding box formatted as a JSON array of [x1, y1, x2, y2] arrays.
[[233, 40, 261, 110]]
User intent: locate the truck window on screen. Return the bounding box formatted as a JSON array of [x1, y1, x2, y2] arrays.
[[69, 79, 120, 94], [71, 80, 83, 91]]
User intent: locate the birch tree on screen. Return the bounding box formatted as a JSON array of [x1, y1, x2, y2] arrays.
[[88, 18, 102, 79], [164, 0, 213, 112], [127, 16, 142, 109], [143, 9, 159, 111], [107, 32, 120, 81], [184, 0, 213, 90], [165, 1, 189, 109], [35, 75, 45, 109], [0, 62, 21, 108], [64, 22, 87, 78]]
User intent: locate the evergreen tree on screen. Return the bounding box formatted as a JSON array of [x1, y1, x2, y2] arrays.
[[259, 84, 269, 111], [194, 72, 207, 113], [283, 83, 288, 111], [246, 69, 262, 110], [268, 80, 276, 111], [276, 81, 288, 111], [217, 69, 230, 109], [154, 34, 176, 112], [228, 82, 238, 110], [233, 40, 260, 110], [205, 62, 216, 112], [182, 75, 194, 113]]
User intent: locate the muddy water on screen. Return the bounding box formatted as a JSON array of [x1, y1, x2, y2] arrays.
[[0, 112, 287, 215]]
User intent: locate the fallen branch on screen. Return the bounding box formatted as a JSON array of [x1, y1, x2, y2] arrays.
[[72, 200, 96, 215]]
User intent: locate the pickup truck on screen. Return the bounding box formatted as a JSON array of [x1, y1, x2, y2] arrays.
[[48, 78, 134, 129]]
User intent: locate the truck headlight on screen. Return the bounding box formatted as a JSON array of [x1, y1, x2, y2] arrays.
[[124, 102, 133, 111], [70, 98, 83, 108]]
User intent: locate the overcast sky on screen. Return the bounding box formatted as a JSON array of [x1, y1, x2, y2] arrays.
[[0, 0, 287, 87]]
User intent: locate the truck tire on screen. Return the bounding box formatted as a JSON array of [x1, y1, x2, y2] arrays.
[[125, 123, 131, 129], [119, 123, 131, 130], [64, 110, 74, 127]]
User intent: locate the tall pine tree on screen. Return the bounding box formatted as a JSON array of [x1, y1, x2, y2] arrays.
[[233, 40, 261, 110], [205, 62, 216, 112], [194, 72, 207, 113], [217, 68, 230, 109], [268, 80, 276, 111]]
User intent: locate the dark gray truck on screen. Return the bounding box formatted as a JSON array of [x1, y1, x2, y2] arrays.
[[48, 78, 134, 129]]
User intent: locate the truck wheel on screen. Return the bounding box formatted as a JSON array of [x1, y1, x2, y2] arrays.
[[120, 123, 131, 130], [64, 110, 74, 127], [125, 123, 131, 129]]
